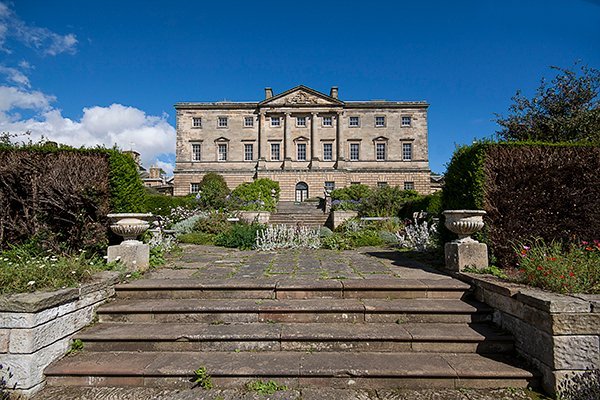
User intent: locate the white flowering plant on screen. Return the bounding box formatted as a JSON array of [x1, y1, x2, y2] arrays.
[[396, 217, 440, 252], [255, 225, 321, 251]]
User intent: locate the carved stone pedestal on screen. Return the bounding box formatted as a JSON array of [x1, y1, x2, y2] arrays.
[[445, 241, 488, 272], [107, 243, 150, 272]]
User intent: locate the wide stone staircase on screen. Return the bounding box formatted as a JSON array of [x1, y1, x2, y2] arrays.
[[268, 200, 329, 227], [44, 277, 537, 390]]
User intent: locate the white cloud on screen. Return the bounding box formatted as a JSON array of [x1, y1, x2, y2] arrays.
[[154, 160, 175, 176], [0, 85, 54, 113], [0, 89, 176, 172], [0, 1, 77, 55], [0, 65, 31, 87]]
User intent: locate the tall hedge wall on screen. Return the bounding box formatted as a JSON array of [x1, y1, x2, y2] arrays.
[[0, 144, 146, 251], [443, 142, 600, 267]]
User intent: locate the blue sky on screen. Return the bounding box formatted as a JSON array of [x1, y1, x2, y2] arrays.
[[1, 0, 598, 174]]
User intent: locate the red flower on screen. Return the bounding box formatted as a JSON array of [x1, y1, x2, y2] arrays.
[[569, 272, 575, 277], [537, 266, 543, 271], [548, 257, 557, 261], [560, 275, 565, 279]]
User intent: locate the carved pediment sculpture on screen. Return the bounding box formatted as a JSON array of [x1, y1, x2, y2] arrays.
[[285, 91, 319, 105]]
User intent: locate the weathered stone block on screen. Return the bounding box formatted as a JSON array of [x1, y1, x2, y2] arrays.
[[551, 313, 600, 335], [238, 211, 270, 224], [0, 288, 78, 313], [108, 243, 149, 272], [0, 329, 9, 353], [331, 210, 358, 229], [445, 242, 488, 271], [8, 305, 95, 354], [515, 290, 590, 313], [553, 335, 599, 370]]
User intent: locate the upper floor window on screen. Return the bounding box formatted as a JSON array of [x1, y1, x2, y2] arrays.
[[191, 143, 201, 161], [404, 181, 415, 190], [323, 143, 333, 161], [402, 116, 412, 127], [322, 116, 333, 127], [349, 116, 360, 127], [244, 144, 253, 161], [297, 143, 307, 161], [271, 143, 281, 161], [192, 117, 202, 128], [297, 116, 306, 127], [402, 143, 413, 160], [350, 143, 360, 161], [375, 116, 386, 127], [376, 143, 386, 161], [217, 117, 228, 128], [190, 183, 200, 193], [244, 116, 254, 127], [218, 143, 228, 161], [271, 116, 281, 127]]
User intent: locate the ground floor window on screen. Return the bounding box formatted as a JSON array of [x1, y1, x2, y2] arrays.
[[324, 181, 335, 192], [190, 183, 200, 193], [404, 181, 415, 190], [377, 181, 388, 188]]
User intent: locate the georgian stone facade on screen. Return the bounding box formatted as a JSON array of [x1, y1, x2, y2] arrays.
[[174, 86, 431, 201]]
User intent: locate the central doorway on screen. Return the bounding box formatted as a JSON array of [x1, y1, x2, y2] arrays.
[[295, 182, 308, 202]]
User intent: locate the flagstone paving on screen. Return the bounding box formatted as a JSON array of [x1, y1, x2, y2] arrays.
[[33, 386, 547, 400], [34, 245, 546, 399]]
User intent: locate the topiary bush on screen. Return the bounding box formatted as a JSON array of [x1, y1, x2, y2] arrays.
[[229, 178, 280, 211], [331, 184, 372, 202], [196, 173, 230, 210]]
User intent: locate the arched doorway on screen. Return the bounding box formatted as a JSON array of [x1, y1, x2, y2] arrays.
[[295, 182, 308, 203]]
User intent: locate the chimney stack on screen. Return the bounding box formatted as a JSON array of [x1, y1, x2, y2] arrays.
[[330, 86, 339, 99], [265, 87, 273, 99], [149, 166, 161, 179]]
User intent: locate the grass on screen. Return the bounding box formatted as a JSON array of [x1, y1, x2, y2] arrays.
[[191, 366, 213, 389], [0, 243, 122, 295], [245, 379, 287, 395]]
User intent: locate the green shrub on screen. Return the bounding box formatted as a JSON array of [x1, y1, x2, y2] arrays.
[[230, 178, 280, 211], [107, 150, 147, 213], [400, 191, 443, 221], [359, 186, 420, 217], [321, 233, 353, 250], [144, 193, 197, 216], [443, 142, 600, 268], [178, 232, 215, 245], [196, 173, 230, 210], [379, 231, 399, 244], [331, 184, 372, 201], [347, 229, 385, 247], [319, 226, 334, 238], [193, 212, 231, 235], [214, 223, 264, 250]]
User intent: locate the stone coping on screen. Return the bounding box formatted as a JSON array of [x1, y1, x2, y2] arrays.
[[0, 271, 121, 313], [457, 272, 598, 314]]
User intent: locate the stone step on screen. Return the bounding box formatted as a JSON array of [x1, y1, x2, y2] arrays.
[[97, 298, 492, 324], [76, 322, 514, 353], [114, 278, 471, 300], [45, 351, 536, 389]]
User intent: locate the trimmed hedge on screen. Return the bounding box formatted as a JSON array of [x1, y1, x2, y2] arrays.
[[145, 193, 197, 216], [0, 143, 146, 251], [230, 178, 280, 211], [442, 142, 600, 267], [400, 191, 443, 220]]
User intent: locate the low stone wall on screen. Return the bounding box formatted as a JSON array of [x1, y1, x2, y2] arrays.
[[330, 210, 358, 229], [460, 273, 599, 395], [238, 211, 270, 224], [0, 271, 119, 397]]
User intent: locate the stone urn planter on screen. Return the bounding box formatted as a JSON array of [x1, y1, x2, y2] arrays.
[[107, 213, 153, 271], [107, 213, 152, 245], [442, 210, 488, 272], [443, 210, 486, 243]]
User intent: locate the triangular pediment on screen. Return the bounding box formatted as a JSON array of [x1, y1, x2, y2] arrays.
[[293, 136, 310, 142], [373, 136, 389, 142], [259, 85, 344, 107], [214, 136, 230, 142]]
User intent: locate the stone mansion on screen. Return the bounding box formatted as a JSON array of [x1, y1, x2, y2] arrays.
[[173, 85, 431, 201]]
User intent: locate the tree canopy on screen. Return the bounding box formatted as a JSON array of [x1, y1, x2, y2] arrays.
[[495, 64, 600, 143]]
